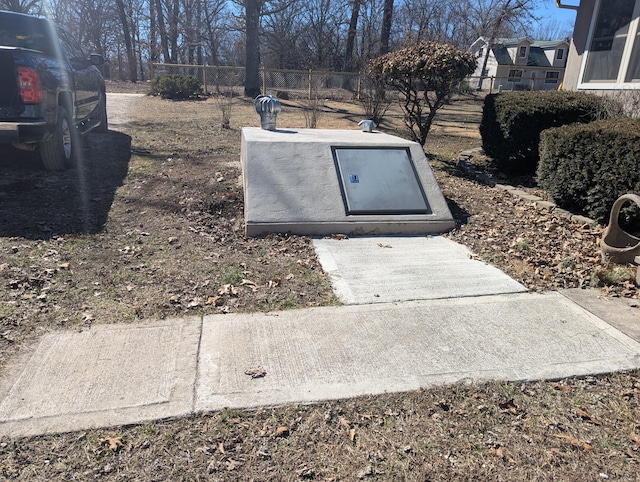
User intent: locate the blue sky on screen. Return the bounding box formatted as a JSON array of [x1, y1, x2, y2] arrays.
[[531, 0, 579, 39]]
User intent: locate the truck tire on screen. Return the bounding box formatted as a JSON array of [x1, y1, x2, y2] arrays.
[[40, 106, 75, 171], [95, 94, 108, 133]]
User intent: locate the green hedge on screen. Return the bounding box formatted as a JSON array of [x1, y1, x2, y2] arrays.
[[480, 91, 615, 174], [537, 118, 640, 224], [151, 74, 203, 100]]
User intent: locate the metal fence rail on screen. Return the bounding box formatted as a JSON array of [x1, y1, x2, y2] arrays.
[[150, 63, 363, 100]]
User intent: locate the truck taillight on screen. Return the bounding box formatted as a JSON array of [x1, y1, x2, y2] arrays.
[[17, 66, 42, 104]]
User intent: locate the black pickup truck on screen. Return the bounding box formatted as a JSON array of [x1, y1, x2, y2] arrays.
[[0, 10, 107, 170]]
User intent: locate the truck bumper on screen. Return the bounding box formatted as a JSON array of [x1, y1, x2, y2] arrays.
[[0, 121, 48, 144]]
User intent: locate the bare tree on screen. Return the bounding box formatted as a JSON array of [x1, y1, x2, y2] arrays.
[[454, 0, 538, 89], [0, 0, 41, 14], [261, 0, 305, 68], [154, 0, 172, 62], [202, 0, 232, 65], [379, 0, 393, 55], [300, 0, 345, 70], [115, 0, 138, 81], [244, 0, 262, 97], [344, 0, 361, 70]]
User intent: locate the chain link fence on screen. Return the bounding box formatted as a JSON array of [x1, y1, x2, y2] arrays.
[[151, 63, 363, 100], [467, 75, 564, 93]]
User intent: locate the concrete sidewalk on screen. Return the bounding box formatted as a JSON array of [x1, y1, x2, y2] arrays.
[[1, 290, 640, 439]]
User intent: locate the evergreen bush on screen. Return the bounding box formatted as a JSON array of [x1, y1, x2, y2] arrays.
[[151, 74, 203, 100], [537, 118, 640, 224], [481, 91, 617, 174]]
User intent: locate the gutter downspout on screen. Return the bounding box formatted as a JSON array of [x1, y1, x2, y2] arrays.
[[555, 0, 579, 9]]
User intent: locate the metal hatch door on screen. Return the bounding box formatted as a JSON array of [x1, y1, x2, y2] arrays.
[[332, 147, 431, 215]]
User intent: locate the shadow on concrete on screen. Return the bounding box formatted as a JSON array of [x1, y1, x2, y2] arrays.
[[0, 131, 131, 239]]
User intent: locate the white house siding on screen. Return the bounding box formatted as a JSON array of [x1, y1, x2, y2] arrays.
[[563, 0, 640, 92], [563, 0, 596, 90]]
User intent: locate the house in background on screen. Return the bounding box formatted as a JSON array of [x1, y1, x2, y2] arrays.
[[559, 0, 640, 92], [470, 37, 570, 91]]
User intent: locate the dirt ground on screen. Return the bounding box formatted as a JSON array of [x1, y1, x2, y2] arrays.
[[0, 83, 638, 480]]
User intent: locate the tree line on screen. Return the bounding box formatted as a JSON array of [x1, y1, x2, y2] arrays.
[[2, 0, 561, 95]]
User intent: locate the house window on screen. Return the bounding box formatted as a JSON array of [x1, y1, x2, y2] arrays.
[[508, 69, 523, 82], [545, 71, 560, 83], [518, 46, 527, 58], [556, 48, 565, 60], [582, 0, 640, 86]]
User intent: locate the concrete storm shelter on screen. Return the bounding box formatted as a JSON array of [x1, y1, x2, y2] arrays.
[[240, 127, 455, 237]]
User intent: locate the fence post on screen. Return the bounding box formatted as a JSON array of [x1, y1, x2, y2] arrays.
[[202, 65, 208, 95], [490, 76, 494, 94], [261, 67, 266, 95], [356, 74, 361, 101], [308, 69, 313, 100]]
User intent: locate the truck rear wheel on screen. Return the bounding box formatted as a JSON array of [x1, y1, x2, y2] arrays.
[[95, 94, 108, 133], [40, 106, 75, 170]]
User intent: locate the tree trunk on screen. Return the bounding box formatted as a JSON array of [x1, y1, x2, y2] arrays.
[[154, 0, 171, 63], [115, 0, 138, 82], [380, 0, 394, 55], [244, 0, 262, 98], [344, 0, 361, 71], [170, 0, 180, 63]]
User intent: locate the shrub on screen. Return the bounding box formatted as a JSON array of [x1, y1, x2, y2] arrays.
[[359, 72, 391, 126], [369, 41, 476, 146], [537, 118, 640, 224], [480, 91, 617, 175], [151, 74, 203, 100]]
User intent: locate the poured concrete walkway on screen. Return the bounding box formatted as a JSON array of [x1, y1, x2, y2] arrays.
[[1, 238, 640, 438]]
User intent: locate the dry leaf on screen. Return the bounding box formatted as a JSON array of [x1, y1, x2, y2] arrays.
[[553, 434, 593, 451], [551, 382, 572, 393], [490, 447, 505, 458], [499, 399, 519, 414], [339, 417, 351, 430], [240, 279, 258, 292], [244, 366, 266, 378], [101, 436, 124, 452], [218, 284, 238, 296], [218, 442, 225, 453], [206, 295, 225, 306], [630, 433, 640, 448], [58, 262, 70, 270], [349, 428, 356, 442], [275, 426, 290, 437], [575, 407, 602, 425]]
